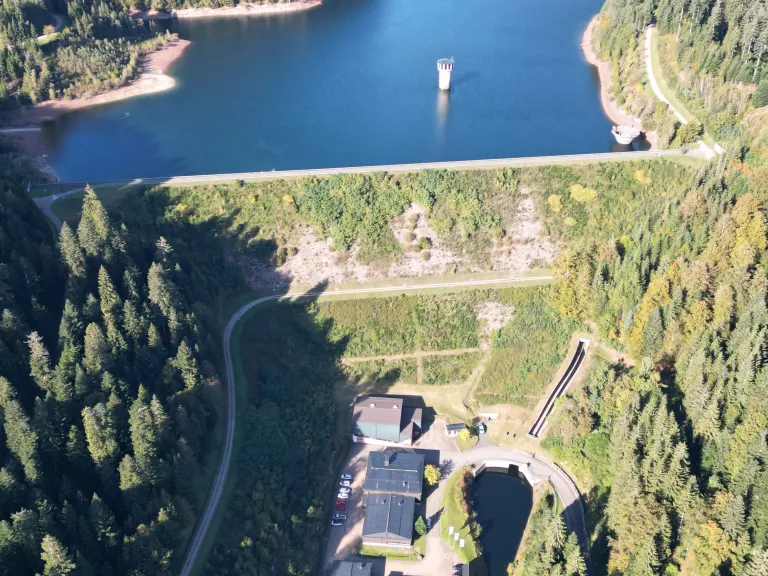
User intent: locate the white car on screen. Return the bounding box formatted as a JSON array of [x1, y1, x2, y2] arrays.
[[339, 487, 351, 493], [337, 492, 350, 499], [340, 480, 351, 487], [340, 473, 352, 480]]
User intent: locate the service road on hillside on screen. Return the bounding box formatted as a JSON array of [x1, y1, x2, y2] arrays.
[[178, 275, 556, 576]]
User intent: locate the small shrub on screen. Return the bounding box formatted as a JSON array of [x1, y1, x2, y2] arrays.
[[421, 250, 431, 261], [415, 516, 427, 537], [569, 184, 597, 203], [675, 120, 702, 145], [274, 247, 287, 266], [424, 464, 441, 486], [417, 236, 432, 250]]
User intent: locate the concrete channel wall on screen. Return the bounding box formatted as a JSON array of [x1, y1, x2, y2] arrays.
[[528, 339, 589, 438]]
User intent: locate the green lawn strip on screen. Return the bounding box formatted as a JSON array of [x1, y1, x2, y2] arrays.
[[188, 307, 251, 576], [314, 293, 479, 357], [423, 352, 483, 385], [475, 299, 581, 408], [456, 433, 479, 452], [649, 29, 715, 146], [440, 469, 482, 565], [662, 154, 708, 168], [51, 186, 135, 224], [358, 535, 425, 561]]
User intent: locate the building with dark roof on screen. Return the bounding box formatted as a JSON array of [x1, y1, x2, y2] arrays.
[[361, 492, 416, 548], [331, 560, 373, 576], [352, 396, 422, 445], [364, 451, 425, 500]]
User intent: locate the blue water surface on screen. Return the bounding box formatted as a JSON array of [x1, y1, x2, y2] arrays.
[[41, 0, 643, 181]]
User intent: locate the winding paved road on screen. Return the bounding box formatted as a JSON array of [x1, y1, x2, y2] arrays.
[[178, 276, 556, 576], [31, 180, 589, 574], [644, 26, 716, 160]]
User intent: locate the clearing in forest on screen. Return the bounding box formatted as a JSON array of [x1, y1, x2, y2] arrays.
[[315, 286, 581, 423]]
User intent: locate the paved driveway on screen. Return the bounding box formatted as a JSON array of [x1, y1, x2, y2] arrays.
[[324, 444, 372, 568], [323, 423, 590, 576]]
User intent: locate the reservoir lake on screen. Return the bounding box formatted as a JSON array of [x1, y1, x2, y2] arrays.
[[40, 0, 647, 182]]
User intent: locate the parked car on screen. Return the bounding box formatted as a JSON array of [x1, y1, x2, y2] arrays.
[[426, 518, 431, 529], [331, 520, 343, 526], [339, 487, 351, 493], [340, 473, 352, 480], [340, 480, 351, 487], [337, 492, 349, 499], [335, 503, 346, 512], [333, 513, 347, 520], [335, 499, 346, 508]]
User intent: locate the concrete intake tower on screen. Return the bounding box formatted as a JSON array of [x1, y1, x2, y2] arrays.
[[437, 58, 454, 90]]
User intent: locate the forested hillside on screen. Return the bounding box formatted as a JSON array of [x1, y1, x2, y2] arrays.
[[0, 0, 303, 109], [0, 180, 226, 573], [544, 3, 768, 570], [595, 0, 768, 149]]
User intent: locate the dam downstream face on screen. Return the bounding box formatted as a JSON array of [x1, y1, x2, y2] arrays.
[[40, 0, 646, 182], [472, 471, 533, 574]]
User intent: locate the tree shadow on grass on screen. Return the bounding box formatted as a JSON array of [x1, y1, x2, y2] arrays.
[[108, 186, 363, 574]]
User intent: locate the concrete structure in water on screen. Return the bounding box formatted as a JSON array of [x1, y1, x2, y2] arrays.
[[437, 58, 454, 90]]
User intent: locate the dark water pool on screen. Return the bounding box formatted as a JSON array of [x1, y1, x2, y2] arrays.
[[472, 471, 533, 575]]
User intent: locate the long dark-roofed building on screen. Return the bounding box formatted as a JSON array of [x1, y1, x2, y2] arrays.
[[332, 560, 373, 576], [364, 451, 424, 500], [361, 492, 416, 548]]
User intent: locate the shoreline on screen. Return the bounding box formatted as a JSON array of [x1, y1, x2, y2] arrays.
[[581, 16, 658, 150], [2, 38, 190, 165], [16, 38, 190, 126], [133, 1, 321, 20]]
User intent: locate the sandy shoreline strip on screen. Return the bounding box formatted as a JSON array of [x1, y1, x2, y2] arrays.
[[17, 38, 190, 126], [134, 1, 321, 20], [1, 38, 190, 163], [582, 16, 657, 149]]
